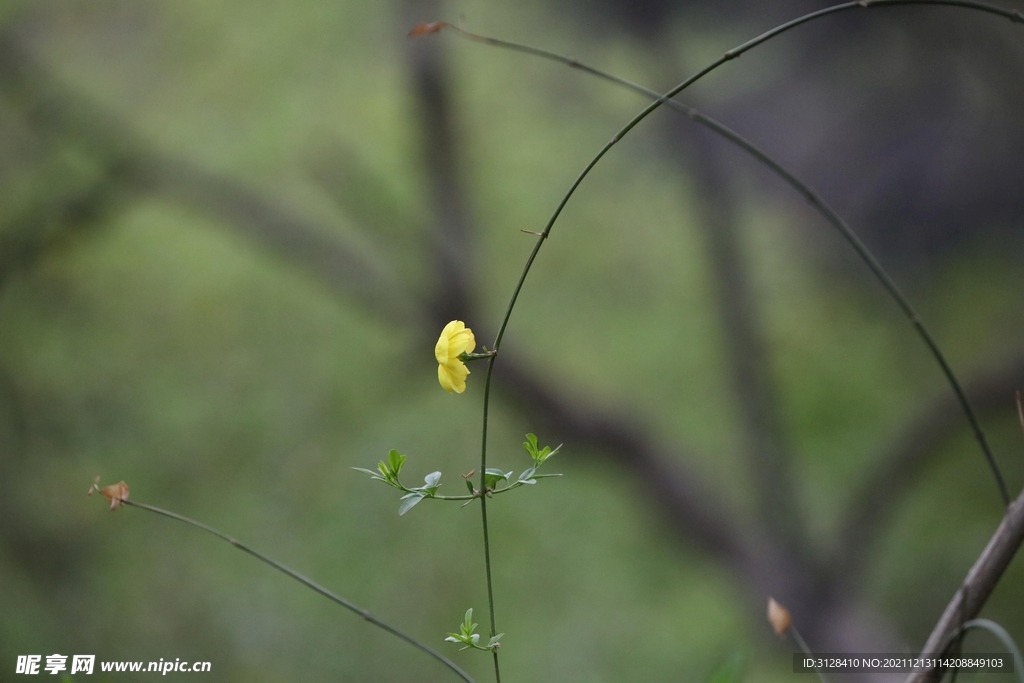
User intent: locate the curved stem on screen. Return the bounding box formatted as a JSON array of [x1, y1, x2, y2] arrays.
[[941, 619, 1024, 683], [911, 618, 1024, 683], [447, 0, 1021, 505], [120, 500, 477, 683]]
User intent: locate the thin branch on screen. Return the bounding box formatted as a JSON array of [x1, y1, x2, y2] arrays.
[[119, 499, 477, 683], [905, 484, 1024, 683], [478, 356, 501, 683]]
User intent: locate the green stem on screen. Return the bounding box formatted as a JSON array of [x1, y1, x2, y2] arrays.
[[461, 351, 498, 362], [452, 0, 1020, 506], [120, 499, 477, 683], [478, 356, 502, 683], [943, 619, 1024, 683]]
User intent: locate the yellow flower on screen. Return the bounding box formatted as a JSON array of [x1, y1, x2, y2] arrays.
[[435, 320, 475, 393]]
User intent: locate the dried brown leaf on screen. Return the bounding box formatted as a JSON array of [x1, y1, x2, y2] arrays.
[[767, 597, 792, 637], [408, 21, 446, 38], [89, 477, 130, 511]]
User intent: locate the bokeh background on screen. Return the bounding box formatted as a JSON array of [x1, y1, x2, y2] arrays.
[[1, 0, 1023, 681]]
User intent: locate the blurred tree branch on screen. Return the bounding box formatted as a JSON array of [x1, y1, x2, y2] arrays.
[[0, 174, 126, 288], [401, 0, 476, 324], [679, 121, 808, 559], [0, 28, 412, 326]]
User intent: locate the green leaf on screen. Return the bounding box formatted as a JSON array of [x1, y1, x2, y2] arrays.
[[484, 468, 511, 489], [524, 433, 539, 459], [423, 471, 442, 488], [465, 479, 475, 494], [352, 467, 384, 481], [398, 492, 425, 515], [487, 633, 504, 648], [387, 449, 406, 475], [524, 433, 561, 465]]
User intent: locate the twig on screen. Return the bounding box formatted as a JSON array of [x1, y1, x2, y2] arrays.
[[905, 485, 1024, 683], [478, 356, 501, 683], [119, 499, 477, 683]]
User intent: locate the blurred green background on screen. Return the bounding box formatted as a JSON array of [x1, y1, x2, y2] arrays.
[[1, 0, 1023, 681]]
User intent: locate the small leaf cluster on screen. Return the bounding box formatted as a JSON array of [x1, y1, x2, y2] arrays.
[[352, 449, 443, 515], [445, 609, 503, 652], [475, 434, 562, 494], [354, 434, 562, 516], [518, 433, 560, 484]]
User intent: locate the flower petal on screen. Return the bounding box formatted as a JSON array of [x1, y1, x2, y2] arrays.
[[438, 364, 455, 393], [449, 328, 475, 357], [435, 331, 449, 365], [441, 360, 469, 393]]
